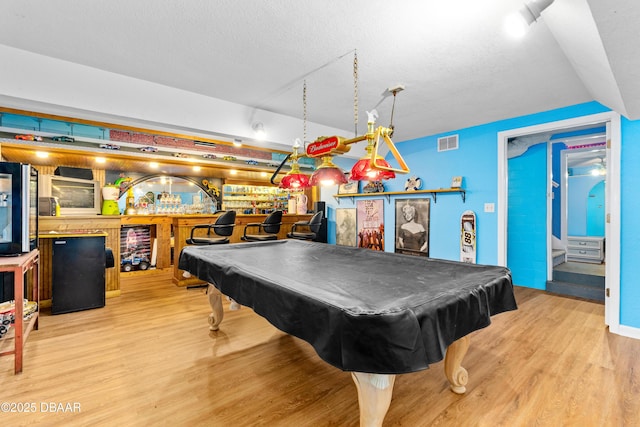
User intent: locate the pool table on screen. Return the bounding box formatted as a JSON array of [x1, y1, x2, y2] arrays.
[[179, 239, 517, 426]]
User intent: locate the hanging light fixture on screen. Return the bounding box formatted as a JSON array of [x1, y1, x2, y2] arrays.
[[279, 139, 311, 190], [270, 51, 410, 187], [272, 112, 409, 187]]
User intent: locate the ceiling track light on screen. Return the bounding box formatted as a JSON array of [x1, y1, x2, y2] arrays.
[[522, 0, 554, 24], [252, 122, 266, 140], [505, 0, 555, 38]]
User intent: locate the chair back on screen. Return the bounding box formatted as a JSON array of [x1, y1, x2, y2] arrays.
[[308, 211, 324, 233], [263, 210, 283, 234], [214, 210, 237, 237]]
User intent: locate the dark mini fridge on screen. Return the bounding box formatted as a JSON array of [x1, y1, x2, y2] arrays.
[[51, 235, 106, 314]]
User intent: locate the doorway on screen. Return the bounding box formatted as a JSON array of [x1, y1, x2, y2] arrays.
[[548, 138, 607, 301], [497, 111, 621, 330]]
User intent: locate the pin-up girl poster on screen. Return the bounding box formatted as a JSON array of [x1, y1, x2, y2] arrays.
[[395, 198, 430, 257]]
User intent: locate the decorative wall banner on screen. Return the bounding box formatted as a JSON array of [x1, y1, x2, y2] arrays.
[[394, 198, 430, 257]]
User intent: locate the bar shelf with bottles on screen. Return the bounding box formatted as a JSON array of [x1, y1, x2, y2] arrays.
[[221, 184, 288, 214]]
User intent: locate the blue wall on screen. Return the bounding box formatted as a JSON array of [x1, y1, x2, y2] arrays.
[[620, 117, 640, 328], [508, 143, 547, 289], [323, 101, 640, 330], [586, 181, 605, 236], [567, 175, 604, 236]]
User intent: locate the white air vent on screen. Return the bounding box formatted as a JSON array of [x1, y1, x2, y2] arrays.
[[438, 135, 459, 152]]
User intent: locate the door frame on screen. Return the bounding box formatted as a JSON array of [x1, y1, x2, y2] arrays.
[[497, 111, 621, 331]]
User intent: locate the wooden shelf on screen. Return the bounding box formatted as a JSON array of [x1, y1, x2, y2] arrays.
[[0, 249, 39, 374], [333, 188, 466, 204]]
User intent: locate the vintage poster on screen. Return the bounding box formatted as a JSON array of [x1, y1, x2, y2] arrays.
[[335, 208, 357, 247], [394, 198, 430, 257], [120, 225, 152, 271], [356, 199, 384, 251]]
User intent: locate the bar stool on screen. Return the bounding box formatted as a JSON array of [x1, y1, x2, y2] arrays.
[[241, 210, 283, 241], [287, 211, 324, 241], [186, 210, 236, 245]]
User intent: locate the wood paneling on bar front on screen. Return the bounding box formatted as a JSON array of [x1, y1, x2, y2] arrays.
[[120, 215, 172, 269]]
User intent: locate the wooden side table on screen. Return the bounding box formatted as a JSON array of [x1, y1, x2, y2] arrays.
[[0, 249, 39, 374]]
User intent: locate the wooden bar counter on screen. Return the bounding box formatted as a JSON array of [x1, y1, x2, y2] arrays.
[[40, 213, 313, 300]]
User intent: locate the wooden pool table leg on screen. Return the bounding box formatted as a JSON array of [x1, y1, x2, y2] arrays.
[[444, 335, 470, 394], [351, 372, 396, 427], [207, 283, 224, 331]]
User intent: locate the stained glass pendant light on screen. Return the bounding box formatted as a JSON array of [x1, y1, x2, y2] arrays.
[[279, 139, 311, 190], [310, 156, 348, 186], [350, 150, 396, 181]]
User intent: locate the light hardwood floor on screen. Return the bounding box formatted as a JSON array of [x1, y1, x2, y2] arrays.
[[1, 271, 639, 426]]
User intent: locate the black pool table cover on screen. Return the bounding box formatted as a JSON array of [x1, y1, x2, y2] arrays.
[[179, 239, 517, 374]]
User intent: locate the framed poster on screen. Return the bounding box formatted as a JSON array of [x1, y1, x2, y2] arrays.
[[451, 176, 463, 188], [356, 199, 384, 251], [395, 198, 430, 257], [120, 225, 152, 271], [335, 208, 357, 247], [338, 179, 358, 194]]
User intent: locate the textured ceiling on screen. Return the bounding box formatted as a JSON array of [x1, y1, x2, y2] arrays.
[[0, 0, 638, 148]]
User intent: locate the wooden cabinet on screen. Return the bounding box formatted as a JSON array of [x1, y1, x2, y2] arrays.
[[567, 236, 604, 263]]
